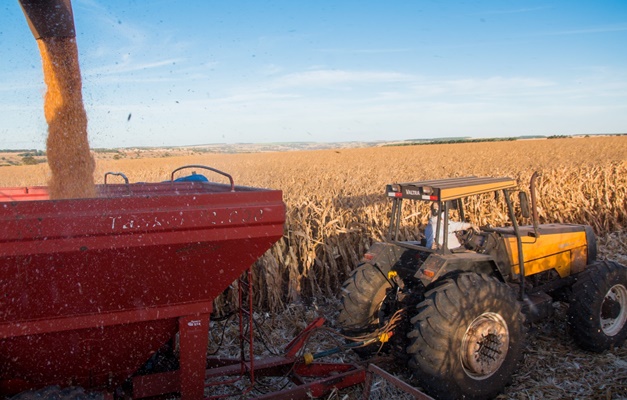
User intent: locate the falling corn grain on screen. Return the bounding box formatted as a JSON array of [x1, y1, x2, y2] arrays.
[[37, 36, 95, 199]]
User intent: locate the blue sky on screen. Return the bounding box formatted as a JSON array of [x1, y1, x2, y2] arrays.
[[1, 1, 626, 149]]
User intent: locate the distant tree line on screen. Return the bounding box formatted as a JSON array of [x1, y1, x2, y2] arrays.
[[0, 149, 46, 155], [384, 137, 517, 147]]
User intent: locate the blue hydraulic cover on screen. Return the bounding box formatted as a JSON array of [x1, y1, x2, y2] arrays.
[[174, 173, 209, 182]]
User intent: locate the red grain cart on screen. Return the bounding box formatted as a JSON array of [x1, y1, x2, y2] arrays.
[[0, 166, 285, 398]]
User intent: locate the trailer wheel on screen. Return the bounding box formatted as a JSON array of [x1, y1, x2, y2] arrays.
[[338, 262, 392, 333], [407, 273, 525, 400], [568, 260, 627, 352]]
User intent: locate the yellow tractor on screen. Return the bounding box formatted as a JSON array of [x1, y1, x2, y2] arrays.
[[338, 174, 627, 400]]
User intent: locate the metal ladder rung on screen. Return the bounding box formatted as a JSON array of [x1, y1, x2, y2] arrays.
[[205, 269, 256, 397]]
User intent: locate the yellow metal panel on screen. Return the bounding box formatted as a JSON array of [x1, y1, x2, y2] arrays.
[[396, 176, 518, 201], [440, 179, 516, 201], [512, 251, 571, 277], [507, 231, 588, 277], [571, 246, 587, 275]]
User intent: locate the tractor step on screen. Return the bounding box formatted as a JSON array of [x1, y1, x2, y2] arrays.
[[521, 292, 554, 323]]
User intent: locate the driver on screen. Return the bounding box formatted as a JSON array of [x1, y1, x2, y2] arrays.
[[425, 202, 473, 249]]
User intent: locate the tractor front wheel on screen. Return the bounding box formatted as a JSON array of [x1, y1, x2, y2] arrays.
[[337, 262, 392, 333], [407, 273, 525, 400], [568, 260, 627, 352]]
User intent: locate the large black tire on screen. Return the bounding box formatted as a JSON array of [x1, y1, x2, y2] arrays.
[[407, 273, 525, 400], [337, 262, 392, 333], [568, 260, 627, 352]]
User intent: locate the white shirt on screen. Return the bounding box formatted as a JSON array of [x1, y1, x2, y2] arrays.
[[426, 213, 472, 249]]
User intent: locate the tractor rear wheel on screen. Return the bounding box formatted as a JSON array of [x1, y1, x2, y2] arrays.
[[338, 262, 392, 333], [407, 273, 525, 400], [568, 260, 627, 352]]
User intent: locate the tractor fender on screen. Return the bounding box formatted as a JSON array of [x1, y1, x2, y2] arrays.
[[363, 242, 406, 269], [584, 225, 597, 264], [415, 252, 504, 286]]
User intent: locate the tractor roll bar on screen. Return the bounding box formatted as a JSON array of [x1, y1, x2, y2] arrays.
[[170, 165, 235, 191]]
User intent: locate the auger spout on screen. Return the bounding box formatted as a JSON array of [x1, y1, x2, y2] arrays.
[[19, 0, 76, 39]]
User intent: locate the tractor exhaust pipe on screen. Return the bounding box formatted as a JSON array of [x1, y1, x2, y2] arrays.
[[19, 0, 76, 40], [530, 171, 541, 238]]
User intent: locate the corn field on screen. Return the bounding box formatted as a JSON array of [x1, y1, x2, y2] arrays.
[[1, 136, 626, 312]]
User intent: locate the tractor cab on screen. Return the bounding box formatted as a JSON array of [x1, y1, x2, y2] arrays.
[[386, 176, 518, 253], [378, 176, 532, 288]]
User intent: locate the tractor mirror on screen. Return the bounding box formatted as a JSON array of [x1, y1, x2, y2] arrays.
[[519, 192, 531, 219]]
